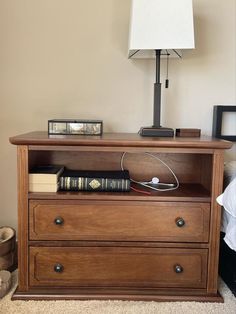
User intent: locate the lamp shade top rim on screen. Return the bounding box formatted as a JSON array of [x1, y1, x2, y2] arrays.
[[128, 0, 195, 56]]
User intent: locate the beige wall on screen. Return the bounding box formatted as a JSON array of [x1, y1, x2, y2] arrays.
[[0, 0, 235, 229]]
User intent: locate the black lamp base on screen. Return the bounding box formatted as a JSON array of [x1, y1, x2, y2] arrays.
[[139, 126, 174, 137]]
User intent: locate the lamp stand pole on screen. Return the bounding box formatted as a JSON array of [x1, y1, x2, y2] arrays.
[[153, 49, 162, 127], [139, 49, 174, 137]]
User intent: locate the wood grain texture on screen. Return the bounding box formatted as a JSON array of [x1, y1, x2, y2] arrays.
[[207, 150, 225, 294], [29, 247, 208, 289], [27, 150, 212, 184], [28, 240, 209, 249], [28, 183, 211, 202], [10, 132, 232, 301], [17, 146, 29, 291], [9, 131, 232, 149], [11, 288, 223, 302], [29, 200, 210, 242]]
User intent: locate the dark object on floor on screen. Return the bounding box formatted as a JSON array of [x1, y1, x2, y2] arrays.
[[219, 232, 236, 296], [0, 227, 17, 272]]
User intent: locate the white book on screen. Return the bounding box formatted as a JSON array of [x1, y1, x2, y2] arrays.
[[29, 165, 64, 185], [29, 182, 59, 193]]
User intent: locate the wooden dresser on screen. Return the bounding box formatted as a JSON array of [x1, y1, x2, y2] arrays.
[[9, 132, 232, 301]]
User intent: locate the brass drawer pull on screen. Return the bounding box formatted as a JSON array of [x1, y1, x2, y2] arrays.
[[175, 217, 185, 227], [54, 217, 64, 226], [174, 264, 183, 273], [54, 263, 64, 273]]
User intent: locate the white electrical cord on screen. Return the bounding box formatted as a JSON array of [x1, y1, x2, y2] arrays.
[[120, 152, 179, 192]]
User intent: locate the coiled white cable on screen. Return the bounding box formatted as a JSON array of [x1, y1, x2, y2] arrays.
[[120, 152, 179, 192]]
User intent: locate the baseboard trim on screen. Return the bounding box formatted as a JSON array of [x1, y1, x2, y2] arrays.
[[12, 287, 224, 302]]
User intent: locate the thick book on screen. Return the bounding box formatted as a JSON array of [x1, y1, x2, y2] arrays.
[[29, 182, 59, 193], [59, 170, 130, 192], [29, 165, 64, 185]]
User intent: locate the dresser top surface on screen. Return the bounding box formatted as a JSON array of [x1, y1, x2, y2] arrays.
[[9, 131, 232, 149]]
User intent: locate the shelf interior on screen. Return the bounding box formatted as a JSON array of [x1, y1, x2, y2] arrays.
[[29, 183, 211, 202]]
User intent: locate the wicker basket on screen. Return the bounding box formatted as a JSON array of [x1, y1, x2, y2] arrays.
[[0, 227, 16, 271]]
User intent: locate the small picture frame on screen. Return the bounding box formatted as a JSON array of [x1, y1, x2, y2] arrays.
[[212, 105, 236, 141]]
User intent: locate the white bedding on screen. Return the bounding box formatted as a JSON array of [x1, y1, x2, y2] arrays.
[[217, 177, 236, 252]]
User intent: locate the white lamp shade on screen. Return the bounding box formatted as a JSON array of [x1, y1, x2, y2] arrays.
[[128, 0, 195, 58]]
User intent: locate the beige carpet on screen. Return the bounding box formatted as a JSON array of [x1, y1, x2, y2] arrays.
[[0, 271, 235, 314]]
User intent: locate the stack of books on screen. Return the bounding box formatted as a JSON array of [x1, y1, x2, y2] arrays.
[[59, 170, 130, 192], [29, 165, 64, 192]]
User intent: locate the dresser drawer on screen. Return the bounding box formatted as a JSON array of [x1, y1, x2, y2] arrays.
[[29, 246, 207, 288], [29, 200, 210, 242]]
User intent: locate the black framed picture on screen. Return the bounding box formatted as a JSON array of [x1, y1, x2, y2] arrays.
[[212, 105, 236, 141]]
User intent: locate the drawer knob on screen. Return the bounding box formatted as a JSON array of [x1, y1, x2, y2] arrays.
[[54, 217, 64, 225], [175, 217, 185, 227], [174, 265, 183, 273], [54, 263, 64, 273]]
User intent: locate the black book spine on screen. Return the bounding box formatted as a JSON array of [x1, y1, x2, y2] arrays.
[[60, 177, 130, 192]]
